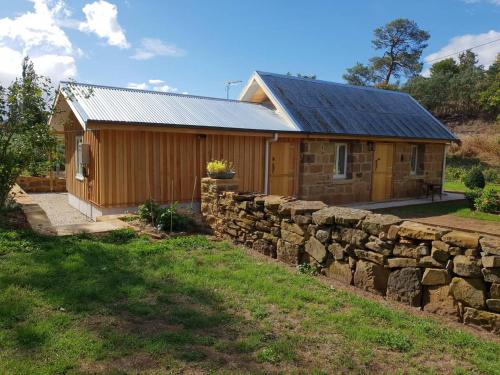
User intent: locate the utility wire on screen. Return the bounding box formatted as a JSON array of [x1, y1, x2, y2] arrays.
[[426, 37, 500, 63]]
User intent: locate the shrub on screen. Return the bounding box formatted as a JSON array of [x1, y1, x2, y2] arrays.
[[474, 187, 500, 213], [483, 168, 500, 184], [137, 199, 162, 226], [206, 160, 234, 174], [464, 189, 482, 209], [464, 167, 486, 189], [156, 202, 193, 232], [445, 166, 467, 182]]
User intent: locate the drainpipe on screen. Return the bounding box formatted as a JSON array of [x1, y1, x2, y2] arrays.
[[441, 144, 449, 195], [264, 133, 279, 194]]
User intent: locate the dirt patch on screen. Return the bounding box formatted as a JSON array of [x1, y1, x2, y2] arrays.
[[80, 352, 158, 374]]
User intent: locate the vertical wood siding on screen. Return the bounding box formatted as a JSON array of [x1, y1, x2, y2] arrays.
[[96, 129, 265, 207]]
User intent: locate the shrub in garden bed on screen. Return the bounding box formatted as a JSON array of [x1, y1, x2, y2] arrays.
[[137, 199, 194, 232], [464, 166, 486, 190]]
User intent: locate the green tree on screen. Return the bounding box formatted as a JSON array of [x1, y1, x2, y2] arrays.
[[343, 18, 430, 87], [479, 53, 500, 119], [0, 57, 56, 209]]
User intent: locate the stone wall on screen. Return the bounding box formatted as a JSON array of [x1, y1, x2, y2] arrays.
[[298, 140, 445, 204], [201, 177, 500, 334], [16, 176, 66, 193]]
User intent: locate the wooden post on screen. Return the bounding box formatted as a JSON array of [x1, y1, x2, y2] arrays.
[[49, 153, 54, 192]]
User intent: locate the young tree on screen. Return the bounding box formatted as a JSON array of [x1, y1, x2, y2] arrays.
[[343, 18, 430, 87], [0, 57, 56, 209]]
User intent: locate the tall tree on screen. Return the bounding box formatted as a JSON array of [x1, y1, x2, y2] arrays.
[[343, 18, 430, 87], [0, 57, 56, 209]]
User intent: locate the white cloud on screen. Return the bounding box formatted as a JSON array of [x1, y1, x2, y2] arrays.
[[424, 30, 500, 74], [79, 0, 129, 49], [127, 80, 182, 93], [131, 38, 185, 60], [461, 0, 500, 4], [0, 0, 77, 86]]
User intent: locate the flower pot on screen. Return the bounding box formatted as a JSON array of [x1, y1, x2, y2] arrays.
[[207, 171, 236, 179]]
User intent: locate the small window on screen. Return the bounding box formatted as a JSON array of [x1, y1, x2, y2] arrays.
[[75, 135, 84, 179], [334, 143, 347, 179], [410, 145, 418, 176]]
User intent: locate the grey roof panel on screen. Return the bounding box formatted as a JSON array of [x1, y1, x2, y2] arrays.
[[257, 72, 457, 141], [60, 82, 298, 132]]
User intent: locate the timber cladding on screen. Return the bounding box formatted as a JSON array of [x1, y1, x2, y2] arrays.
[[72, 127, 267, 208]]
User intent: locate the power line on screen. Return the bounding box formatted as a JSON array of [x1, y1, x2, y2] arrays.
[[425, 37, 500, 63]]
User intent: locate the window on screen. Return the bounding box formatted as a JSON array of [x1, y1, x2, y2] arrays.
[[410, 144, 418, 176], [333, 143, 348, 179], [75, 135, 84, 179]]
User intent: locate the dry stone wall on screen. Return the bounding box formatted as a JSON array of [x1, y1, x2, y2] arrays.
[[201, 177, 500, 334]]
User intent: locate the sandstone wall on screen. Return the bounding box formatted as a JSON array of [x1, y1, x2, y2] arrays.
[[201, 177, 500, 334], [16, 176, 67, 193], [298, 140, 445, 204]]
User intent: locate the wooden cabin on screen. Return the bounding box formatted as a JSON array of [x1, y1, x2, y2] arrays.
[[49, 72, 457, 220]]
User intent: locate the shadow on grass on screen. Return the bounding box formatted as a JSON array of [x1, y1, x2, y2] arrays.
[[0, 230, 273, 373]]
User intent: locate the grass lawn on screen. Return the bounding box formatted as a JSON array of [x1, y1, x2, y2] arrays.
[[444, 180, 500, 193], [375, 200, 500, 223], [0, 227, 499, 374]]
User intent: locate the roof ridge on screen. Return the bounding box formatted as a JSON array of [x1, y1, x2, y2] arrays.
[[255, 71, 409, 96], [59, 81, 253, 104]]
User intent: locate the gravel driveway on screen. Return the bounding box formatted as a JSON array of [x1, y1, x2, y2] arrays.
[[29, 193, 92, 226]]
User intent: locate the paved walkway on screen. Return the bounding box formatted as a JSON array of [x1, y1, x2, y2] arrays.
[[344, 192, 465, 210], [29, 193, 92, 226], [12, 186, 132, 236]]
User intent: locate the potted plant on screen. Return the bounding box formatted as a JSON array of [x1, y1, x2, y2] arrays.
[[207, 160, 236, 179]]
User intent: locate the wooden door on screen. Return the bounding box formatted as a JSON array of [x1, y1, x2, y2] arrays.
[[269, 141, 298, 196], [371, 143, 394, 201]]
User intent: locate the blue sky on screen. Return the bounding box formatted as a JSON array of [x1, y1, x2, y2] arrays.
[[1, 0, 499, 98]]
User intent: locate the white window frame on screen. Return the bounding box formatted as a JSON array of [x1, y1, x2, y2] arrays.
[[75, 135, 84, 180], [333, 143, 348, 180], [410, 144, 418, 176]]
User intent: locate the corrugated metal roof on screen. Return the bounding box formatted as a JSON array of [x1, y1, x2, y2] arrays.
[[256, 71, 457, 141], [59, 82, 298, 132]]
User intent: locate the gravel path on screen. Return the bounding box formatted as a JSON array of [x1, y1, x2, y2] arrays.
[[29, 193, 92, 226]]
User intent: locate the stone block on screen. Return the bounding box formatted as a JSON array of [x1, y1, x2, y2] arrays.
[[491, 283, 500, 299], [482, 256, 500, 268], [328, 242, 345, 260], [452, 255, 482, 278], [441, 231, 480, 249], [280, 229, 305, 245], [315, 229, 331, 243], [387, 258, 418, 268], [353, 260, 389, 295], [393, 243, 429, 259], [293, 214, 312, 225], [305, 236, 327, 263], [354, 249, 385, 265], [281, 220, 306, 236], [486, 299, 500, 313], [325, 261, 353, 285], [253, 239, 273, 256], [362, 214, 402, 236], [312, 206, 369, 227], [386, 268, 422, 306], [387, 225, 400, 240], [276, 239, 302, 265], [432, 240, 449, 252], [449, 277, 485, 309], [482, 268, 500, 283], [431, 247, 450, 263], [421, 268, 449, 285], [279, 200, 326, 217], [480, 236, 500, 256], [398, 221, 449, 241], [423, 285, 457, 316], [463, 307, 500, 334], [340, 228, 369, 247], [418, 256, 445, 269]]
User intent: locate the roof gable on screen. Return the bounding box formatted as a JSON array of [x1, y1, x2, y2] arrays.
[[242, 71, 457, 141]]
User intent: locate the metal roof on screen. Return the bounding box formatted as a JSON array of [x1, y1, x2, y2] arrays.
[[255, 71, 457, 141], [59, 82, 298, 132]]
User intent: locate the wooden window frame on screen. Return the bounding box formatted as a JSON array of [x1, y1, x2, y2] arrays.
[[333, 142, 348, 180], [75, 135, 84, 180]]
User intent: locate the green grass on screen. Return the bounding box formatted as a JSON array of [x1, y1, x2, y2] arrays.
[[0, 227, 498, 374], [376, 200, 500, 222], [444, 180, 500, 193]]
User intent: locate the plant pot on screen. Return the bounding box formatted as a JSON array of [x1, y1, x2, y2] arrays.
[[207, 171, 236, 179]]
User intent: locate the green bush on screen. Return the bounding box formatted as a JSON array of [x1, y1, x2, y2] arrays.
[[137, 199, 162, 226], [157, 202, 193, 232], [464, 167, 486, 190], [464, 189, 482, 209], [483, 168, 500, 184], [474, 187, 500, 213], [445, 166, 467, 182]]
